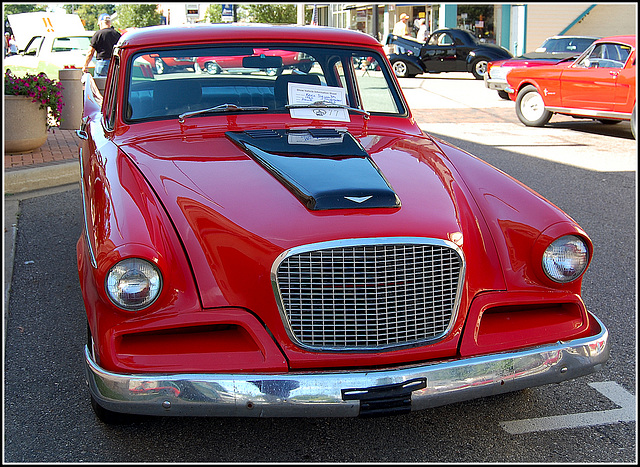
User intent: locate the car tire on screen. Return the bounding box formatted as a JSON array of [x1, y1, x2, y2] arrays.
[[86, 323, 134, 424], [471, 58, 488, 80], [297, 62, 312, 73], [90, 395, 135, 425], [155, 58, 165, 74], [515, 85, 552, 127], [497, 90, 510, 100], [392, 60, 412, 78], [265, 67, 283, 76], [631, 105, 637, 139], [204, 61, 221, 74]]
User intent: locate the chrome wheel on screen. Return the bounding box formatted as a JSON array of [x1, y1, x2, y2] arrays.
[[471, 59, 488, 79], [155, 58, 165, 74], [204, 61, 221, 74], [392, 60, 408, 78], [515, 85, 552, 127]]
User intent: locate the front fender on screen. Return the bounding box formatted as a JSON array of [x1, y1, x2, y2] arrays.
[[388, 53, 425, 75], [432, 137, 591, 295], [466, 49, 509, 68], [78, 133, 203, 372]]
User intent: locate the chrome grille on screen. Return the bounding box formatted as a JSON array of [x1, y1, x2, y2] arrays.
[[273, 238, 464, 350]]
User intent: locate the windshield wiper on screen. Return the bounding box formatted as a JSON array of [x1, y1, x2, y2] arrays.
[[179, 103, 268, 122], [286, 101, 371, 120]]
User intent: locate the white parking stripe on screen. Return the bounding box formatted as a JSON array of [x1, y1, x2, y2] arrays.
[[500, 382, 636, 434]]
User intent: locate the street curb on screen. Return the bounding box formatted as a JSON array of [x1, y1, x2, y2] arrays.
[[4, 160, 80, 195]]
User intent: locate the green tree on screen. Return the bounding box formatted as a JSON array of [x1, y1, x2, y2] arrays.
[[114, 4, 161, 30], [244, 4, 299, 25], [63, 4, 115, 31], [205, 4, 222, 23]]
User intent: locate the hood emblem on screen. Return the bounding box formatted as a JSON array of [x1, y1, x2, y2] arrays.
[[344, 195, 373, 204]]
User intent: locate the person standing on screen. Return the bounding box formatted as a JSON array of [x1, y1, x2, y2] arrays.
[[82, 13, 121, 76], [416, 18, 428, 42], [392, 13, 410, 37], [9, 35, 18, 55], [392, 13, 411, 54]]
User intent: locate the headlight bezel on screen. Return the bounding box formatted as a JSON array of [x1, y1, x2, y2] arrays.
[[541, 234, 590, 283], [105, 257, 163, 311]]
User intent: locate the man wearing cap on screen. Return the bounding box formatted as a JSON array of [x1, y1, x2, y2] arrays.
[[392, 13, 411, 54], [393, 13, 410, 37], [82, 13, 121, 76]]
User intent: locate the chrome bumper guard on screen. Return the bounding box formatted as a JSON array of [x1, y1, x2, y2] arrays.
[[85, 315, 609, 418], [484, 78, 508, 91]]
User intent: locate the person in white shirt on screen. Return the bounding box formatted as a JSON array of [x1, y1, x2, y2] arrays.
[[417, 19, 428, 42]]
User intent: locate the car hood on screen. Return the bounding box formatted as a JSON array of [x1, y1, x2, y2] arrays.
[[491, 57, 561, 67], [119, 124, 501, 309]]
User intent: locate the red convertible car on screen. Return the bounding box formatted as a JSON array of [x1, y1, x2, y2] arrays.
[[77, 24, 609, 423], [505, 35, 636, 138]]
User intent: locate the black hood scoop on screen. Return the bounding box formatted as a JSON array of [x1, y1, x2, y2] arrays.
[[226, 129, 401, 211]]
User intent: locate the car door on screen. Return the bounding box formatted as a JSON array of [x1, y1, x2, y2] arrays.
[[15, 36, 44, 71], [420, 31, 458, 72], [612, 45, 635, 113], [560, 43, 626, 111]]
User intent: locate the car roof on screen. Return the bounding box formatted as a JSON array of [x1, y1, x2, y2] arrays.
[[544, 35, 599, 40], [595, 35, 636, 48], [118, 23, 381, 49]]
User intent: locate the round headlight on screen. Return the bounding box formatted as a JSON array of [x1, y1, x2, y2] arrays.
[[542, 235, 589, 283], [106, 258, 162, 310]]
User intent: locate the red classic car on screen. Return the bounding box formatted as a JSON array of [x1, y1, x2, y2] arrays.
[[139, 53, 196, 74], [197, 48, 313, 75], [505, 35, 636, 138], [77, 24, 609, 423], [485, 36, 598, 99]]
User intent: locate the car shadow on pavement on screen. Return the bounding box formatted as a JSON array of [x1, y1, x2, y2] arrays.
[[546, 120, 635, 140]]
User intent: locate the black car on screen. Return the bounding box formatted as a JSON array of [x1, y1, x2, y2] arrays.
[[386, 28, 512, 79]]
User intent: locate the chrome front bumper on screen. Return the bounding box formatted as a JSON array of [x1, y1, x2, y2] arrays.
[[484, 77, 508, 91], [85, 315, 609, 418]]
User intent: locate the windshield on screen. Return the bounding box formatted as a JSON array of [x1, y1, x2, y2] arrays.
[[51, 36, 92, 52], [538, 37, 597, 54], [125, 44, 405, 122]]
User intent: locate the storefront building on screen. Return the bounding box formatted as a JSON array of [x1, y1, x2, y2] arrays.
[[315, 3, 636, 55], [321, 4, 495, 45]]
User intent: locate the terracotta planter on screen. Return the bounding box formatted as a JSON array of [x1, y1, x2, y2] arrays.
[[4, 95, 48, 154]]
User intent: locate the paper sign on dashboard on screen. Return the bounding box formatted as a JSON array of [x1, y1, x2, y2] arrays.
[[287, 83, 350, 122]]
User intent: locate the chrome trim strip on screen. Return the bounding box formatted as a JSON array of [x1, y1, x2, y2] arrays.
[[85, 314, 609, 418], [270, 237, 466, 352], [78, 148, 97, 268], [545, 106, 632, 120]]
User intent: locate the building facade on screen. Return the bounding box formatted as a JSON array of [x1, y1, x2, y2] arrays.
[[156, 3, 637, 56], [320, 3, 636, 54]]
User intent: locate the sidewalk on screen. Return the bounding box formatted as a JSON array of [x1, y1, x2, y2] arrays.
[[4, 127, 80, 194]]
